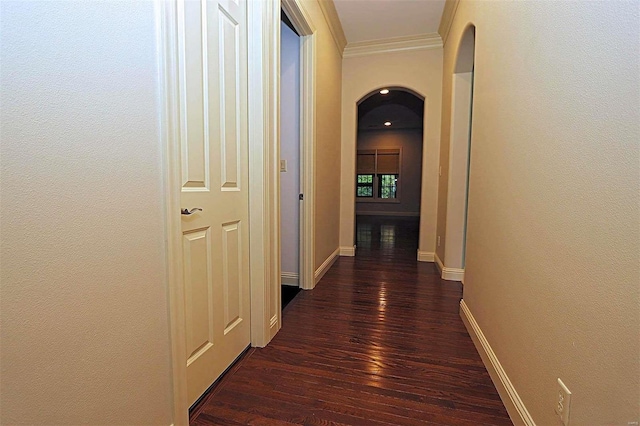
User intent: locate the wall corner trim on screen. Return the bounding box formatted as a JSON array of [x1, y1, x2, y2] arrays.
[[434, 252, 464, 282], [438, 0, 460, 46], [417, 250, 435, 262], [460, 300, 537, 426], [314, 247, 340, 285], [343, 33, 443, 58], [435, 252, 444, 273], [317, 0, 347, 55], [339, 245, 356, 256]]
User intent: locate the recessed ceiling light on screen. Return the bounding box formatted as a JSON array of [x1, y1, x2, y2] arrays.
[[379, 89, 389, 95], [384, 121, 391, 126]]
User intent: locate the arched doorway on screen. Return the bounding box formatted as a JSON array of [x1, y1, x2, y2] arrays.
[[442, 25, 475, 281], [354, 87, 425, 256]]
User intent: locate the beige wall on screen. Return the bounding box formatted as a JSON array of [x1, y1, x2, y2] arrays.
[[0, 1, 173, 424], [356, 129, 423, 216], [340, 48, 443, 256], [301, 0, 343, 270], [438, 1, 640, 424]]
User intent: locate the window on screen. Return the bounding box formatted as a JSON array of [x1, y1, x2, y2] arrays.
[[356, 149, 400, 201], [357, 174, 374, 197], [378, 174, 398, 199]]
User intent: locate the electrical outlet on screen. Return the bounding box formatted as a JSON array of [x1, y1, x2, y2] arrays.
[[555, 378, 571, 426], [437, 236, 441, 246]]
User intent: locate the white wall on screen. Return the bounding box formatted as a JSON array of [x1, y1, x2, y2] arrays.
[[0, 2, 173, 424], [438, 1, 640, 424], [280, 22, 301, 279], [356, 129, 423, 216], [340, 48, 443, 256]]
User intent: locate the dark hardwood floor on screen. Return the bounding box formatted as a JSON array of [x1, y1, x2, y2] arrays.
[[190, 215, 512, 425]]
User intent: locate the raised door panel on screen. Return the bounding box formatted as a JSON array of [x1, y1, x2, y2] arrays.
[[221, 221, 243, 334], [179, 0, 209, 191], [182, 228, 214, 363], [217, 7, 240, 190]]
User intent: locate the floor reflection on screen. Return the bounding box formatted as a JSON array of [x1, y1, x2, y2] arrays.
[[355, 215, 419, 261], [356, 223, 372, 248], [354, 215, 421, 388], [379, 225, 396, 249]]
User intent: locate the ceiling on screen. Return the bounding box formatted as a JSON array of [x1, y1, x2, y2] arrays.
[[332, 0, 446, 44], [358, 89, 424, 131]]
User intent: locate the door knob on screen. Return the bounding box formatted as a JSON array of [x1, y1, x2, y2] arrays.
[[181, 208, 203, 215]]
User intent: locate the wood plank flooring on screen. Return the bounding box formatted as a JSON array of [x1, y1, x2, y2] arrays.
[[190, 216, 512, 425]]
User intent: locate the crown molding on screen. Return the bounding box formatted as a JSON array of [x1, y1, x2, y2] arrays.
[[317, 0, 347, 55], [343, 33, 443, 58], [438, 0, 460, 46]]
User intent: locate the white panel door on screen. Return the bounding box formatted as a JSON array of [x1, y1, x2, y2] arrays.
[[177, 0, 250, 406]]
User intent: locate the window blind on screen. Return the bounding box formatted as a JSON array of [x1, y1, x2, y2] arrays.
[[357, 150, 376, 174], [376, 149, 400, 174]]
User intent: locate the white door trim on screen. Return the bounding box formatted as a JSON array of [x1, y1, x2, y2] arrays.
[[158, 0, 279, 423], [157, 1, 189, 424], [247, 0, 281, 344], [282, 0, 316, 291]]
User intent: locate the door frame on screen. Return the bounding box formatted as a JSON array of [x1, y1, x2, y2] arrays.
[[281, 0, 316, 291], [157, 1, 188, 424], [158, 0, 315, 424]]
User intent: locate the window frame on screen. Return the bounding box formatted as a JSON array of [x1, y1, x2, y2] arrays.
[[355, 148, 402, 203]]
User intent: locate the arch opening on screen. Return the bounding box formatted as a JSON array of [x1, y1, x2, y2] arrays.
[[354, 87, 425, 252], [443, 24, 476, 278]]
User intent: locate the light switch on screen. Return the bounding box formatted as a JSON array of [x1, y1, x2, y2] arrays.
[[280, 159, 287, 172]]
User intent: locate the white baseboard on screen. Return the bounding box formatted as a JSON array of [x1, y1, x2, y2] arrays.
[[280, 272, 299, 286], [460, 300, 536, 426], [269, 313, 279, 340], [434, 252, 465, 282], [443, 266, 464, 281], [339, 245, 356, 256], [314, 247, 340, 285], [355, 211, 420, 217], [417, 250, 434, 262]]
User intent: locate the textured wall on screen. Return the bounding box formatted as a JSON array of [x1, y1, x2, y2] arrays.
[[0, 2, 173, 424], [438, 1, 640, 424], [340, 48, 443, 255], [280, 22, 301, 275], [356, 129, 423, 216]]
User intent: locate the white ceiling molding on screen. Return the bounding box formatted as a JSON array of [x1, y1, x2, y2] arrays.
[[317, 0, 347, 54], [438, 0, 460, 46], [343, 33, 443, 58]]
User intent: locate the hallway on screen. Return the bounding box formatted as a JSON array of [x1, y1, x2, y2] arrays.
[[190, 217, 512, 425]]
